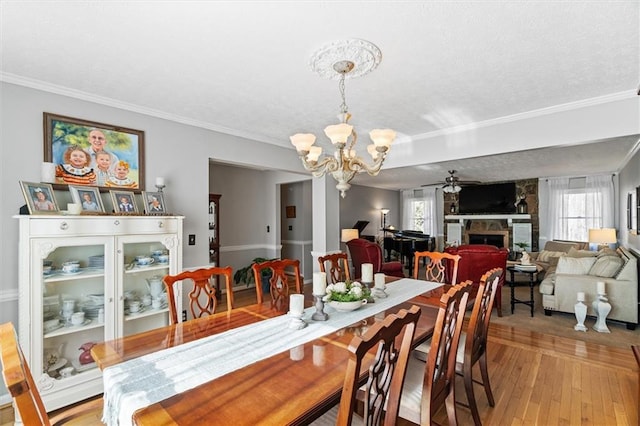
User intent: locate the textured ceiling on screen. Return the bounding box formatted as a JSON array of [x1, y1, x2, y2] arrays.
[[1, 1, 639, 189]]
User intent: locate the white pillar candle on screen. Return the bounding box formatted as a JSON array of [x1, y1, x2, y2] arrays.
[[155, 176, 165, 186], [313, 344, 326, 366], [290, 294, 304, 315], [374, 273, 386, 289], [313, 272, 327, 295], [576, 292, 585, 302], [289, 345, 304, 361], [362, 263, 373, 283], [597, 281, 605, 294], [41, 162, 56, 183]]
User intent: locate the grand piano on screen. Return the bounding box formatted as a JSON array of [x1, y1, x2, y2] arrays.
[[383, 230, 435, 272]]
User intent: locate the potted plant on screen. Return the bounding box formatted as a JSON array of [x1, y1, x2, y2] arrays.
[[233, 257, 276, 294], [323, 280, 371, 312]]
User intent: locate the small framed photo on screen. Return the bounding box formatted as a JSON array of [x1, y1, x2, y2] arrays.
[[142, 191, 166, 214], [20, 181, 60, 214], [69, 186, 105, 213], [110, 190, 138, 213]]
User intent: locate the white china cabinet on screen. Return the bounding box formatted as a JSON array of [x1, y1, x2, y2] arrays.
[[15, 215, 184, 411]]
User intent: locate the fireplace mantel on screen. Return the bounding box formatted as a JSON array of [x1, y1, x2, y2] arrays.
[[445, 214, 530, 225]]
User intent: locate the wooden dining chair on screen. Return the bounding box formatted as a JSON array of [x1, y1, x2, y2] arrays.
[[163, 266, 234, 324], [455, 267, 502, 425], [311, 305, 422, 426], [0, 322, 103, 425], [318, 252, 351, 284], [396, 282, 471, 425], [252, 258, 303, 307], [413, 250, 461, 284]]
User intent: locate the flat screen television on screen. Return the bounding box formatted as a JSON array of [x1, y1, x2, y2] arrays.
[[458, 182, 517, 214]]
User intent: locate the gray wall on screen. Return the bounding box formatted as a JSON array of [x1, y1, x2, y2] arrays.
[[340, 184, 401, 244], [619, 147, 640, 255]]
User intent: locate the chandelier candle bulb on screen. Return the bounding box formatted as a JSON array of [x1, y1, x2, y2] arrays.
[[362, 263, 373, 283], [313, 272, 327, 296], [597, 281, 605, 295]]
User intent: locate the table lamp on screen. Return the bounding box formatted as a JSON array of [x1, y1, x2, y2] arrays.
[[341, 229, 359, 242], [588, 228, 616, 250]]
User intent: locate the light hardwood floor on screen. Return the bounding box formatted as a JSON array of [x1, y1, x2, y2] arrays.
[[3, 284, 638, 425]]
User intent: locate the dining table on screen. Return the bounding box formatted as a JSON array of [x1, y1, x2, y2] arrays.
[[91, 278, 442, 425]]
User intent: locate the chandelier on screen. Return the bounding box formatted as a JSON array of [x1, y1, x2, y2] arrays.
[[290, 40, 395, 198]]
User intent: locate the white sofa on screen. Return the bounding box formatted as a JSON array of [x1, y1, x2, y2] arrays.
[[539, 247, 638, 329]]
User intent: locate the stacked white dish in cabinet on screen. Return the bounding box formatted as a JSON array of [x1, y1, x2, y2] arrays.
[[15, 214, 184, 412]]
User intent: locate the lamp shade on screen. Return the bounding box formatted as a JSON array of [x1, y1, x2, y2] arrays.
[[588, 228, 616, 244], [290, 133, 316, 153], [380, 208, 390, 215], [341, 228, 359, 242], [369, 129, 396, 148], [324, 123, 353, 145], [306, 146, 322, 162]]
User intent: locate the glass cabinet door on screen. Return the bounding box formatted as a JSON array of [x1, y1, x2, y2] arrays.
[[116, 235, 177, 337], [36, 236, 112, 391]]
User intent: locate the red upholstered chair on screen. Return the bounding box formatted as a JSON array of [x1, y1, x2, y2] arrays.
[[346, 238, 405, 279], [444, 244, 508, 316]]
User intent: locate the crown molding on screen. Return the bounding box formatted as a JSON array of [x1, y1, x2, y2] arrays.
[[0, 72, 285, 147], [404, 90, 637, 144]]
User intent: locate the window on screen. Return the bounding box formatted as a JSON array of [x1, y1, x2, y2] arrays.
[[411, 199, 426, 233], [402, 188, 436, 235], [547, 175, 614, 242]]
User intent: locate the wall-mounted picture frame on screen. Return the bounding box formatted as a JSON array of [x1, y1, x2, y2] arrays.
[[19, 181, 59, 214], [44, 112, 145, 190], [110, 190, 138, 213], [286, 205, 296, 218], [142, 191, 166, 214], [69, 185, 105, 213]]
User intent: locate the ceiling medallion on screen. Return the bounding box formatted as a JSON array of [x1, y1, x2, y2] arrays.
[[309, 39, 382, 80]]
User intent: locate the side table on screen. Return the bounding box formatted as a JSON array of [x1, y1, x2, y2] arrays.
[[507, 266, 539, 317]]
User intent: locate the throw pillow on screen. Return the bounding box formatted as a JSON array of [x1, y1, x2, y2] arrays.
[[556, 256, 597, 275], [597, 247, 617, 257], [537, 250, 566, 263], [589, 255, 623, 278], [567, 247, 598, 258]]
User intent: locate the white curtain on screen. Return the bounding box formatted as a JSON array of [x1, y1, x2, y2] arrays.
[[546, 174, 614, 241], [585, 174, 615, 229], [400, 188, 438, 236], [546, 177, 571, 239]]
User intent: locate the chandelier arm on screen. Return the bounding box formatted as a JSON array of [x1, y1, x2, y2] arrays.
[[347, 151, 387, 176], [298, 155, 340, 177]]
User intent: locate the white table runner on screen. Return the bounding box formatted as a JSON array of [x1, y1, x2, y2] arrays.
[[102, 279, 440, 425]]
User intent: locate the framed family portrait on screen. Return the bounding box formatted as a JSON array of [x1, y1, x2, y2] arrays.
[[142, 191, 166, 214], [44, 112, 145, 190], [110, 190, 138, 214], [20, 181, 60, 214], [69, 185, 105, 213]]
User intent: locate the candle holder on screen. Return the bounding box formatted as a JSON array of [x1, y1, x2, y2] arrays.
[[361, 281, 375, 303], [155, 183, 166, 193], [592, 292, 611, 333], [311, 295, 329, 321], [288, 311, 307, 330], [574, 293, 587, 332], [372, 286, 387, 299]]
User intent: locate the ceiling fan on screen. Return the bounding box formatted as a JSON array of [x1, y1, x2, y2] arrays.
[[423, 170, 481, 193]]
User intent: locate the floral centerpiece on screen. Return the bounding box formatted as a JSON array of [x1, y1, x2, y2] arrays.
[[323, 280, 370, 312]]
